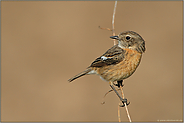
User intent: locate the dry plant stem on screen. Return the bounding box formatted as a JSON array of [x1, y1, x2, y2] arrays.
[[101, 88, 121, 104], [111, 1, 132, 122], [120, 85, 132, 122], [112, 1, 118, 45], [98, 26, 112, 31], [118, 103, 121, 122], [112, 1, 123, 122]]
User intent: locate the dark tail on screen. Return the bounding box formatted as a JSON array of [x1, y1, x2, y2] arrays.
[[68, 68, 91, 82]]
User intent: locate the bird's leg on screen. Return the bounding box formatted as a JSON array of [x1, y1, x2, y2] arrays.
[[109, 81, 123, 102], [114, 80, 124, 88], [109, 81, 130, 107], [113, 81, 119, 87], [117, 80, 130, 107]]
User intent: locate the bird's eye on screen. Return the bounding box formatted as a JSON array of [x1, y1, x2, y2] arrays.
[[126, 36, 131, 40]]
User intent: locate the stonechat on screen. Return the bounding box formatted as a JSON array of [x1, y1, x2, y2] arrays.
[[68, 31, 145, 106], [68, 31, 145, 82]]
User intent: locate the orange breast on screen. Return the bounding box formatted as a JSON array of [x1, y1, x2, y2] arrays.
[[96, 49, 142, 82]]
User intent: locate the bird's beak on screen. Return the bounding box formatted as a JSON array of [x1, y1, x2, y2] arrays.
[[110, 36, 119, 40]]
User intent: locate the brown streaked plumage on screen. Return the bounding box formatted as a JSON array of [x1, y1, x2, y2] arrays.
[[68, 31, 145, 83]]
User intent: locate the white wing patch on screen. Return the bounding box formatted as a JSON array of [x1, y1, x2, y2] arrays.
[[101, 56, 108, 60]]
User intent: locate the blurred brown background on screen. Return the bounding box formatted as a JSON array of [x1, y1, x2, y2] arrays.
[[1, 1, 182, 122]]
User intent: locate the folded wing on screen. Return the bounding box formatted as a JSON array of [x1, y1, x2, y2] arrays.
[[90, 44, 125, 67]]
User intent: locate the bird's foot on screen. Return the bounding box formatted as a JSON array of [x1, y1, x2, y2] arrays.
[[119, 98, 130, 107]]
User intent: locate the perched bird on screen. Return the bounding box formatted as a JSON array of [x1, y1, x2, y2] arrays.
[[68, 31, 145, 83]]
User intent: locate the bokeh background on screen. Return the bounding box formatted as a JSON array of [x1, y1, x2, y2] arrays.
[[1, 1, 182, 122]]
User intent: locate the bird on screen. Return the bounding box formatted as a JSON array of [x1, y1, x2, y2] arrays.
[[68, 31, 145, 83]]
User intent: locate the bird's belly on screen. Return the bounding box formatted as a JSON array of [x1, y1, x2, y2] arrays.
[[97, 50, 142, 82]]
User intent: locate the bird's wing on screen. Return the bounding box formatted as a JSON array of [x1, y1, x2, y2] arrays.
[[90, 44, 125, 67]]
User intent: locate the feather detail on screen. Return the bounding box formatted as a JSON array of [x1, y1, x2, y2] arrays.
[[68, 68, 92, 82], [90, 44, 125, 67]]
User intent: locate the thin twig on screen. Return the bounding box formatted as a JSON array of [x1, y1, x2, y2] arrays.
[[118, 103, 121, 122], [98, 26, 112, 31], [101, 88, 121, 105], [120, 85, 132, 122], [112, 1, 117, 45], [111, 1, 132, 122]]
